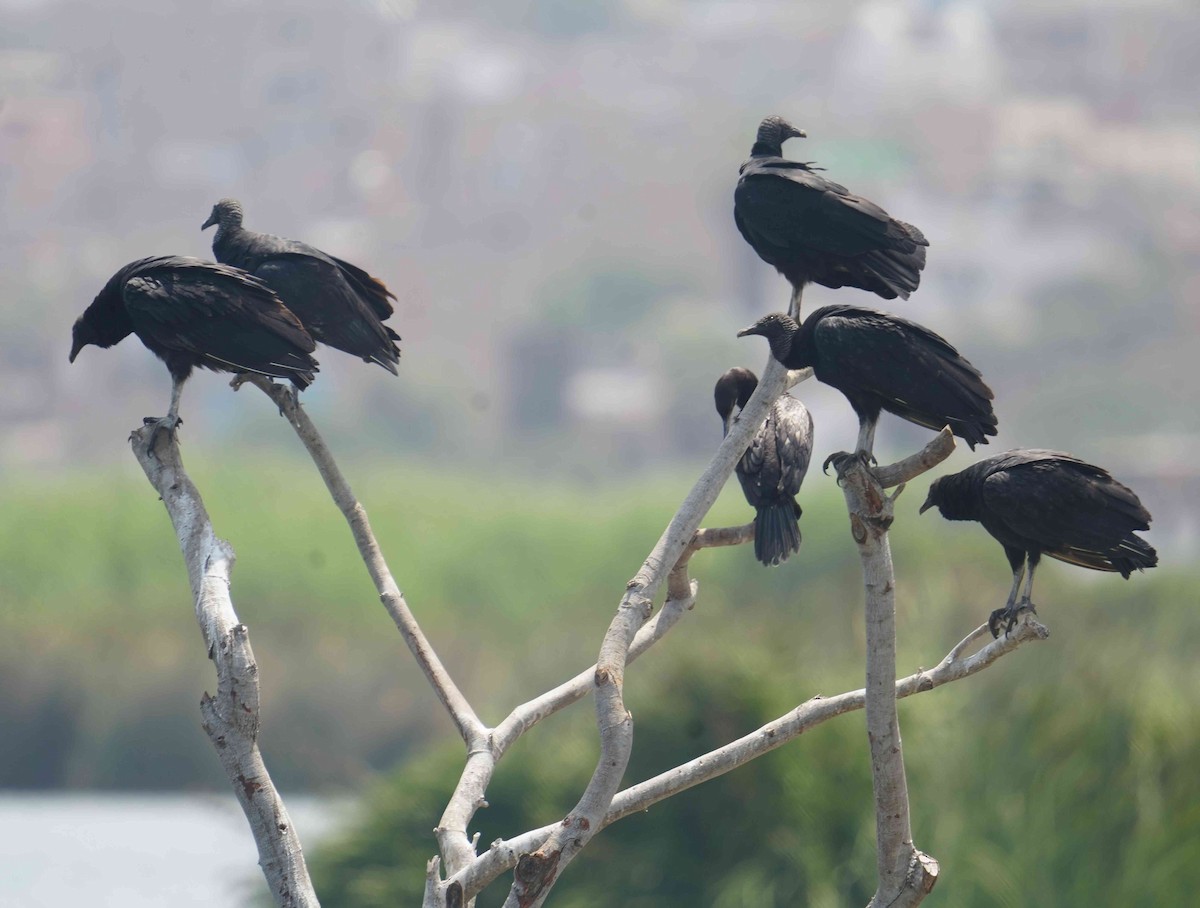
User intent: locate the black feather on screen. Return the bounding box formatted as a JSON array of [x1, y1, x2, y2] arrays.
[[69, 256, 319, 428], [714, 367, 814, 567], [925, 450, 1157, 577], [738, 307, 997, 453], [203, 198, 401, 372], [734, 117, 928, 305]]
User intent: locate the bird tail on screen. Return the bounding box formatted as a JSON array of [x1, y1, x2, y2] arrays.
[[1051, 535, 1158, 578], [754, 501, 802, 567], [1113, 535, 1158, 578]]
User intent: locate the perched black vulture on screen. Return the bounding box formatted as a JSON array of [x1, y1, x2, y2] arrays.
[[69, 255, 318, 438], [714, 367, 815, 566], [734, 115, 928, 315], [737, 307, 997, 461], [202, 198, 401, 373], [920, 450, 1157, 636]]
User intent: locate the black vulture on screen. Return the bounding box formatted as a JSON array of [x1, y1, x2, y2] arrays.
[[202, 198, 401, 373], [734, 115, 928, 315], [920, 450, 1157, 636], [69, 255, 318, 438], [714, 367, 815, 566], [737, 307, 997, 462]]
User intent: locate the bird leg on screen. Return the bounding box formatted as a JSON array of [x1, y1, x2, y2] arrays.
[[855, 419, 878, 464], [821, 419, 877, 481], [143, 378, 185, 450], [788, 284, 804, 320], [987, 560, 1036, 638]]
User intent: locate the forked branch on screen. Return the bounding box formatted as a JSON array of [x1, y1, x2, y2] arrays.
[[454, 612, 1048, 898], [501, 357, 792, 908]]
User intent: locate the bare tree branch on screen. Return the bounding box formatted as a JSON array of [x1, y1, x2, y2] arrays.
[[235, 376, 486, 746], [835, 432, 957, 907], [873, 427, 956, 489], [493, 522, 752, 755], [128, 425, 320, 908], [501, 357, 792, 908], [454, 612, 1049, 900]]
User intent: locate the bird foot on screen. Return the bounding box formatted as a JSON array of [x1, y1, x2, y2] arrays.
[[987, 599, 1038, 639], [140, 415, 182, 452], [821, 450, 876, 484]]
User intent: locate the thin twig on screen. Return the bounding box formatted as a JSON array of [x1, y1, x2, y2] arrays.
[[235, 376, 485, 746], [129, 424, 320, 908]]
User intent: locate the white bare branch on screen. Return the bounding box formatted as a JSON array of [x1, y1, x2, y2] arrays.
[[235, 376, 486, 746], [453, 612, 1048, 900], [500, 357, 791, 908], [129, 424, 320, 908], [835, 431, 958, 906]]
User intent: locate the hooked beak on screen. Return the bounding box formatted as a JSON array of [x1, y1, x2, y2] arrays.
[[201, 213, 217, 231], [918, 494, 935, 515], [736, 324, 759, 338], [68, 338, 84, 363], [792, 127, 807, 139]]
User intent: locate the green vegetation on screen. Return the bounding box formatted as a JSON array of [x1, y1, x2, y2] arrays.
[[2, 458, 1195, 904]]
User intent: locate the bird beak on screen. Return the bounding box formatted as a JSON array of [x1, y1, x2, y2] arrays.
[[918, 494, 935, 515], [736, 324, 759, 338], [793, 128, 807, 139], [201, 213, 217, 231], [68, 338, 84, 363]]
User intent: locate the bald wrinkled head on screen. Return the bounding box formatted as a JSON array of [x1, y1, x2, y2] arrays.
[[752, 116, 806, 157], [202, 198, 244, 232]]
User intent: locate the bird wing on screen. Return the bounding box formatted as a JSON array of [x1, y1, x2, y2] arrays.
[[253, 253, 400, 371], [225, 229, 397, 323], [980, 457, 1153, 569], [328, 254, 397, 320], [771, 395, 814, 497], [737, 418, 770, 507], [735, 159, 926, 257], [121, 259, 317, 380], [811, 308, 994, 432]]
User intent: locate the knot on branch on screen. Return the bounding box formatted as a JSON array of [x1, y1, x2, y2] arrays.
[[619, 592, 653, 621], [514, 848, 560, 903], [594, 665, 624, 689], [445, 880, 464, 908], [909, 850, 940, 896]]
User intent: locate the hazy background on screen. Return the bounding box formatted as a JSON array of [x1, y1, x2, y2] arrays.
[[1, 0, 1197, 905]]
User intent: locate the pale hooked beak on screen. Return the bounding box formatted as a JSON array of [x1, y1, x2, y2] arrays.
[[201, 212, 217, 230], [918, 494, 935, 515], [736, 325, 758, 338]]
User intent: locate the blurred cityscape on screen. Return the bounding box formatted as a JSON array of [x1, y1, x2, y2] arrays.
[[2, 0, 1196, 548]]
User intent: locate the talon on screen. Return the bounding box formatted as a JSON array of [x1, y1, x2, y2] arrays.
[[987, 607, 1006, 639], [141, 415, 182, 453], [822, 451, 873, 486]]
